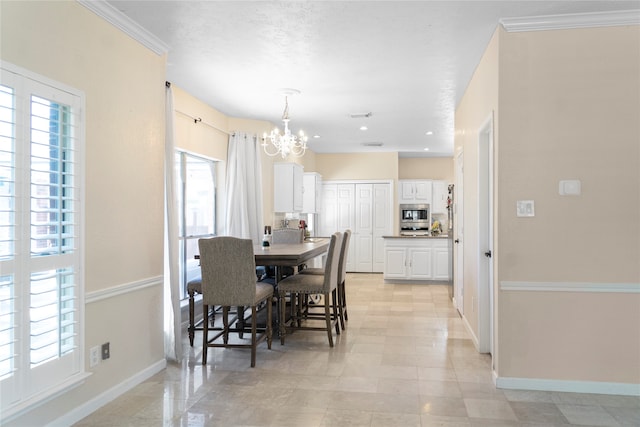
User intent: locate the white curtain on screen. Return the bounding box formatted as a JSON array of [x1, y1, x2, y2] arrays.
[[163, 83, 182, 362], [225, 132, 264, 243]]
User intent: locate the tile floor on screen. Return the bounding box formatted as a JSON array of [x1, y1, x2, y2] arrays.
[[75, 274, 640, 426]]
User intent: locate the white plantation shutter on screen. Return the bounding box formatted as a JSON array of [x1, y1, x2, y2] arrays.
[[0, 62, 85, 421]]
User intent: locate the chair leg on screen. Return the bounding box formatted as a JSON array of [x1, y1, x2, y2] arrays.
[[336, 285, 345, 331], [237, 305, 245, 339], [324, 296, 334, 347], [188, 289, 195, 346], [279, 293, 286, 345], [202, 304, 209, 365], [332, 289, 341, 336], [341, 280, 348, 322], [267, 298, 273, 349], [222, 306, 229, 345], [251, 306, 257, 368]]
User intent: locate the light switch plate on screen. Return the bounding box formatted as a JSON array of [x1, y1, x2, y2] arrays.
[[516, 200, 535, 217]]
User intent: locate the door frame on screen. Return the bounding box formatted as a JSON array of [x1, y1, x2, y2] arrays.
[[477, 112, 494, 355], [454, 150, 464, 315]]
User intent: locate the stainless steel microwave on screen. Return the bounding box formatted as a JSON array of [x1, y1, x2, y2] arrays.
[[400, 204, 430, 222], [399, 204, 430, 234]]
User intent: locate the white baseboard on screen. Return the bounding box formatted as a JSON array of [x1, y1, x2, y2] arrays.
[[47, 359, 167, 427], [496, 376, 640, 396], [460, 312, 480, 351]]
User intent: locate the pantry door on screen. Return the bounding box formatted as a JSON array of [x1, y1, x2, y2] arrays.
[[354, 184, 373, 272]]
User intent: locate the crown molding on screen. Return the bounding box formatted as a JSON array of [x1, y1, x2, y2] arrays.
[[77, 0, 169, 55], [500, 9, 640, 32]]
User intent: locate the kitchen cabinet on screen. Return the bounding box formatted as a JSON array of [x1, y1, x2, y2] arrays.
[[274, 162, 303, 212], [398, 180, 432, 204], [320, 181, 392, 273], [431, 180, 448, 214], [383, 237, 449, 281], [302, 172, 322, 213], [432, 239, 450, 280]]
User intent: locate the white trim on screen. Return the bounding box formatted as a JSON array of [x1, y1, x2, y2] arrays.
[[461, 312, 480, 352], [496, 376, 640, 397], [85, 276, 163, 304], [500, 9, 640, 32], [1, 372, 91, 424], [77, 0, 169, 55], [46, 359, 167, 427], [500, 281, 640, 293]]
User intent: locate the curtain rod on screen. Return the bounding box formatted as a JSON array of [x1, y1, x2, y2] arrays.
[[175, 109, 230, 135]]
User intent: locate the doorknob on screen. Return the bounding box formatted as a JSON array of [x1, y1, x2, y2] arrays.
[[484, 250, 492, 258], [454, 239, 459, 244]]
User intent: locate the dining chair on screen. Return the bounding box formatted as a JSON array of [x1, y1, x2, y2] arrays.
[[268, 228, 305, 279], [198, 236, 273, 367], [277, 232, 342, 347], [299, 229, 351, 330]]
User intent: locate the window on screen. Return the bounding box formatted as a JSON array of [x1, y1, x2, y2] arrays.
[[0, 63, 84, 421], [176, 151, 216, 299]]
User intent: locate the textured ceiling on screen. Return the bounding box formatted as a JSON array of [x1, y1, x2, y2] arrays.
[[107, 1, 639, 157]]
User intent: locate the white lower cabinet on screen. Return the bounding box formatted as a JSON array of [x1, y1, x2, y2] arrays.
[[433, 243, 450, 280], [384, 237, 449, 281]]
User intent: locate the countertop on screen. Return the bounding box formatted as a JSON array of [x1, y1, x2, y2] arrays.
[[383, 234, 449, 239]]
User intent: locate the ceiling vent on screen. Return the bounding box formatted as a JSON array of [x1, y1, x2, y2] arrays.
[[362, 142, 383, 147], [349, 112, 373, 119]]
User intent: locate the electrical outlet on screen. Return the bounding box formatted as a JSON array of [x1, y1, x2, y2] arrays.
[[102, 342, 110, 360], [89, 346, 100, 367]]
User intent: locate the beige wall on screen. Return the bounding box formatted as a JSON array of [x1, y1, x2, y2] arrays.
[[458, 23, 640, 389], [315, 152, 399, 182], [398, 157, 454, 181], [496, 25, 640, 385], [1, 2, 166, 425]]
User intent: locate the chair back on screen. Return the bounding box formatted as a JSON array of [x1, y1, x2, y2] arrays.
[[338, 229, 351, 284], [322, 232, 343, 292], [198, 236, 257, 306], [271, 228, 304, 244]]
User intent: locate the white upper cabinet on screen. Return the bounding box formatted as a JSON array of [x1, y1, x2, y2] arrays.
[[431, 180, 448, 214], [398, 180, 432, 204], [274, 162, 303, 212], [302, 172, 322, 213]]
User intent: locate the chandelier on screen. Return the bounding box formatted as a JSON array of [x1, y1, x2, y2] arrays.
[[262, 95, 308, 158]]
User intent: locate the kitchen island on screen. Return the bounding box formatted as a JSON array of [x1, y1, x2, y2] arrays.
[[383, 235, 450, 282]]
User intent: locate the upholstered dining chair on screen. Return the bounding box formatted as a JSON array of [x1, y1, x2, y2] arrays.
[[277, 232, 343, 347], [269, 228, 305, 279], [271, 228, 304, 244], [299, 229, 351, 330], [198, 236, 273, 367]]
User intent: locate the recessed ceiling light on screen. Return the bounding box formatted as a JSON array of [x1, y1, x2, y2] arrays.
[[313, 135, 321, 139], [426, 131, 434, 136], [360, 126, 368, 131], [424, 147, 430, 151]]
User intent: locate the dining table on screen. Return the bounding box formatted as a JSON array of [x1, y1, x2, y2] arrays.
[[254, 237, 329, 281], [187, 237, 330, 345]]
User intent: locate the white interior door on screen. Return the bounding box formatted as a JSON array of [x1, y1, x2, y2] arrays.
[[478, 113, 494, 355], [337, 184, 356, 271], [319, 184, 337, 236], [454, 151, 464, 315], [355, 184, 373, 272], [372, 183, 392, 272]]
